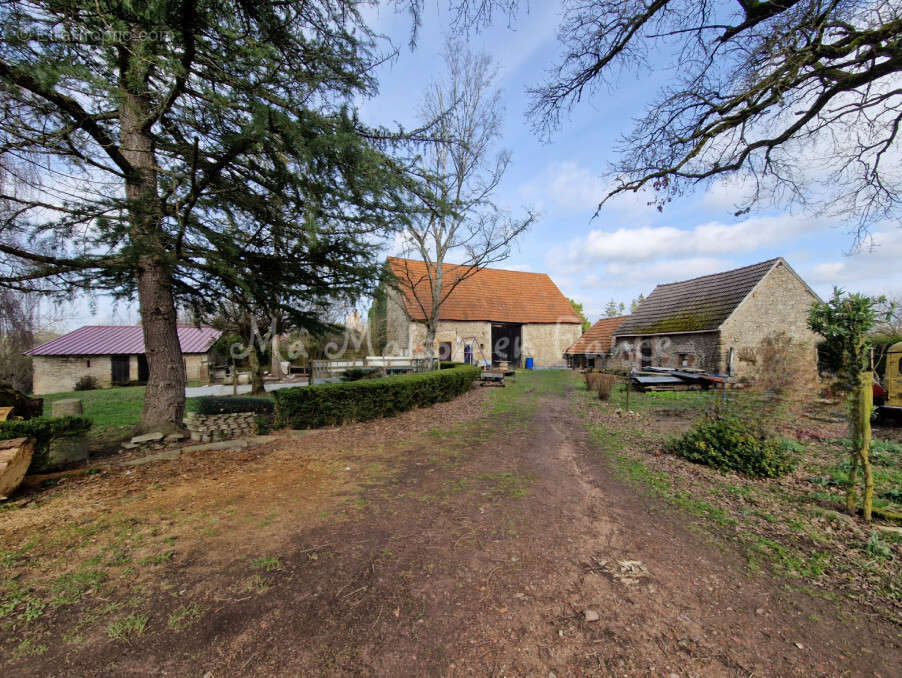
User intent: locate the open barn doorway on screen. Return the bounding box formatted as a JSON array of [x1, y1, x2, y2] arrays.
[[491, 323, 522, 368]]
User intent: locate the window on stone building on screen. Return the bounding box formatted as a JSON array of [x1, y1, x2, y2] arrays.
[[86, 359, 91, 368]]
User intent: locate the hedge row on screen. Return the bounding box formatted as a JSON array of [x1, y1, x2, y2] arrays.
[[188, 396, 275, 415], [0, 416, 93, 471], [273, 364, 480, 429]]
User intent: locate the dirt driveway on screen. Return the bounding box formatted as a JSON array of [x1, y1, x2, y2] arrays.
[[2, 371, 900, 676]]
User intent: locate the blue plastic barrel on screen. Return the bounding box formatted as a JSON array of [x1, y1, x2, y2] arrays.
[[525, 357, 534, 370]]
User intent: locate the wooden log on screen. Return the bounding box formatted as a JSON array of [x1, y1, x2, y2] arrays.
[[0, 384, 43, 420], [0, 437, 34, 498]]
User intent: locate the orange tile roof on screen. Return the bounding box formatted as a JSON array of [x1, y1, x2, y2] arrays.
[[565, 316, 627, 355], [387, 257, 582, 324]]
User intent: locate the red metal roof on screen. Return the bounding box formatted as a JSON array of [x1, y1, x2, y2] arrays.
[[387, 257, 582, 324], [24, 325, 221, 356]]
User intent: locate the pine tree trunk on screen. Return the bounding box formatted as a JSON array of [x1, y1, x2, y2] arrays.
[[248, 342, 266, 395], [271, 332, 285, 380], [136, 262, 187, 432], [120, 34, 185, 433]]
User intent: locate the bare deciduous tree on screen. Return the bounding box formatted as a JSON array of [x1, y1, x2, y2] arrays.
[[439, 1, 902, 241], [395, 42, 534, 363], [524, 0, 902, 240]]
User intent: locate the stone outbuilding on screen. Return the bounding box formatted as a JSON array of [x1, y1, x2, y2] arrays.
[[25, 325, 221, 395], [564, 316, 628, 369], [611, 258, 820, 379], [380, 257, 583, 368]]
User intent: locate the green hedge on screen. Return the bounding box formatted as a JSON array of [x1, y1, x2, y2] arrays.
[[340, 367, 381, 382], [189, 396, 274, 415], [0, 416, 93, 471], [274, 364, 480, 429]]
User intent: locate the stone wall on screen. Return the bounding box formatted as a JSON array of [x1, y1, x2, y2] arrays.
[[384, 287, 411, 356], [32, 355, 113, 395], [32, 351, 211, 394], [719, 261, 820, 380], [382, 287, 582, 368], [407, 320, 580, 367], [184, 411, 257, 442], [183, 353, 209, 382], [521, 323, 582, 368], [610, 263, 820, 378], [408, 320, 492, 362], [611, 332, 722, 372]]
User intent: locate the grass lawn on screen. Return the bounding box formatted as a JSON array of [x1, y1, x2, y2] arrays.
[[42, 387, 147, 431], [41, 386, 148, 450], [40, 384, 269, 450], [577, 379, 902, 619]]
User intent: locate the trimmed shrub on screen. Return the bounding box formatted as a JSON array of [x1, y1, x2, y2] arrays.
[[666, 413, 796, 478], [0, 416, 93, 472], [340, 367, 381, 382], [74, 375, 99, 391], [189, 396, 274, 415], [274, 364, 480, 429]]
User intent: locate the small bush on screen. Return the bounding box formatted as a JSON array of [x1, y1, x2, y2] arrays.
[[273, 364, 479, 429], [585, 372, 617, 400], [595, 374, 617, 400], [340, 367, 381, 382], [0, 416, 93, 472], [73, 375, 98, 391], [189, 396, 274, 415], [254, 415, 272, 435], [666, 412, 796, 478]]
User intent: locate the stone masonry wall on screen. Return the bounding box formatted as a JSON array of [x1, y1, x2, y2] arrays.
[[184, 411, 257, 442], [408, 320, 492, 363], [719, 262, 820, 380], [407, 320, 581, 367], [611, 332, 722, 373], [384, 287, 411, 356], [521, 323, 582, 368], [183, 353, 209, 382], [32, 355, 113, 395]]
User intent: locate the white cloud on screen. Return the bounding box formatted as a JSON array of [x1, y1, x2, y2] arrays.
[[701, 175, 758, 212], [496, 262, 532, 272], [520, 161, 654, 218], [548, 213, 827, 273], [804, 227, 902, 297]]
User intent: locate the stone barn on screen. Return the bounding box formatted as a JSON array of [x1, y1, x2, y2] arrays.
[[25, 325, 221, 395], [565, 316, 628, 369], [380, 257, 583, 368], [611, 258, 820, 379]]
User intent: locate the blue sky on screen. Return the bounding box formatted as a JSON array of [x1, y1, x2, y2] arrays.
[[362, 3, 902, 323], [62, 3, 902, 329]]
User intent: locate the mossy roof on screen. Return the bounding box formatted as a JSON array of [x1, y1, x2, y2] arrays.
[[614, 258, 782, 336]]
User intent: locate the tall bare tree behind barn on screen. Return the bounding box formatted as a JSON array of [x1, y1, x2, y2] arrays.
[[396, 41, 533, 364]]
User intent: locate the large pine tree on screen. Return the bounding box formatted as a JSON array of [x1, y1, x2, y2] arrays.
[[0, 1, 413, 430]]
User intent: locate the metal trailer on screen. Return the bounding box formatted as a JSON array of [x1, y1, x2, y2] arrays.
[[875, 341, 902, 425]]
